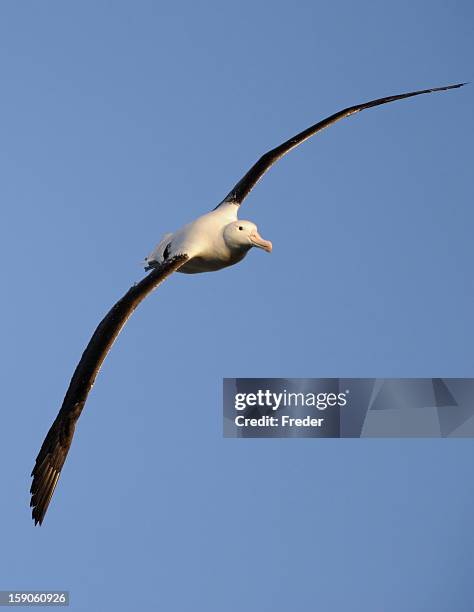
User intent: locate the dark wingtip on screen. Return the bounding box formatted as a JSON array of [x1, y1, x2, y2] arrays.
[[420, 82, 467, 94], [32, 506, 41, 525], [32, 504, 45, 526], [439, 82, 467, 90]]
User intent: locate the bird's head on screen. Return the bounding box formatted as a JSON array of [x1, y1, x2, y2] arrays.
[[223, 220, 272, 253]]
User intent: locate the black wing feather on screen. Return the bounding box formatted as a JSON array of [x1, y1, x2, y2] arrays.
[[218, 83, 465, 207], [30, 254, 189, 525]]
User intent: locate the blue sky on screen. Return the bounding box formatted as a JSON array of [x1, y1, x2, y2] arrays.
[[1, 1, 473, 610]]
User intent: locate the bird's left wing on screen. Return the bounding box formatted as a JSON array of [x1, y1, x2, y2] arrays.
[[216, 82, 465, 208], [30, 253, 189, 525]]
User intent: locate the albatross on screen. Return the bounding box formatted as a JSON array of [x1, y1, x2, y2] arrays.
[[30, 82, 465, 524]]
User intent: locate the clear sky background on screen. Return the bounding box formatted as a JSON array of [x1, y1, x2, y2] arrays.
[[1, 1, 473, 610]]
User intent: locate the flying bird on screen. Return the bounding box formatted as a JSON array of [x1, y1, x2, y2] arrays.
[[30, 82, 465, 524]]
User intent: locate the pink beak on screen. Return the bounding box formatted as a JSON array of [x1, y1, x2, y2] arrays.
[[249, 231, 272, 253]]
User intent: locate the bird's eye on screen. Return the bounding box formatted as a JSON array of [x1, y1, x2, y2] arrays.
[[238, 226, 243, 230]]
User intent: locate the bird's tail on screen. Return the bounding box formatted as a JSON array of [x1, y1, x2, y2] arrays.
[[142, 232, 174, 271], [143, 258, 159, 271]]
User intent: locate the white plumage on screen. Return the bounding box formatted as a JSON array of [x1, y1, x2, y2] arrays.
[[144, 202, 272, 274]]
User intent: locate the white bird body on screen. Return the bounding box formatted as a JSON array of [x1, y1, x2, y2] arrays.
[[145, 202, 271, 274]]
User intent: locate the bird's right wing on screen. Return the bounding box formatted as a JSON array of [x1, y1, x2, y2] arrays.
[[30, 253, 189, 525]]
